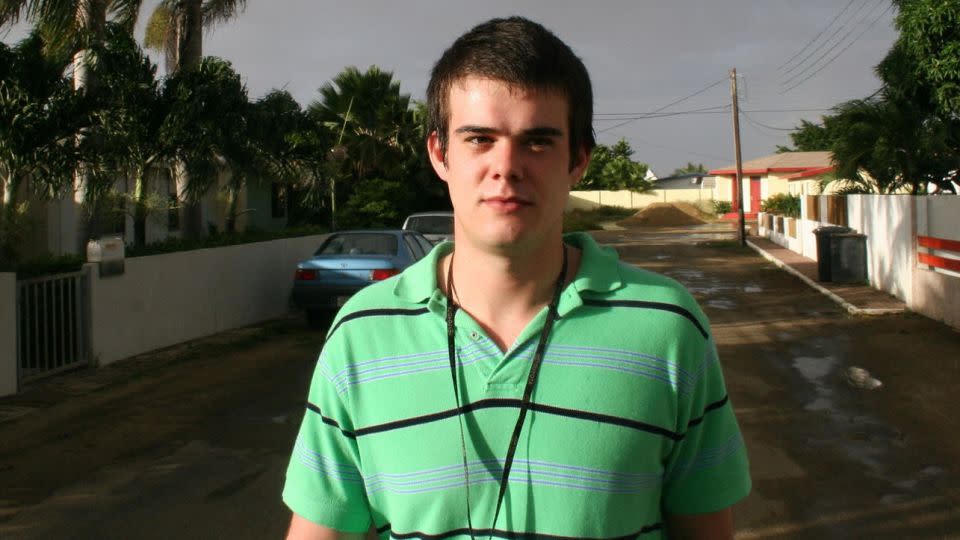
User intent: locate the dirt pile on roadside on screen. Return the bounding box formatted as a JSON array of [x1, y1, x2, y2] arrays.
[[620, 203, 708, 227]]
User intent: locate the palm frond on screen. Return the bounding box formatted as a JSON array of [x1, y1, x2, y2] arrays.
[[201, 0, 245, 28], [107, 0, 142, 33], [0, 0, 30, 26]]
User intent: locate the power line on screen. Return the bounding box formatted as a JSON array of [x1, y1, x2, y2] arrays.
[[595, 104, 728, 117], [777, 0, 858, 72], [626, 134, 731, 163], [740, 110, 797, 132], [594, 105, 730, 121], [596, 78, 727, 134], [782, 0, 870, 78], [782, 2, 894, 94], [782, 0, 880, 85]]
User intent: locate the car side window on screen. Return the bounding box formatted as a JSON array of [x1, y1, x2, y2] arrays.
[[402, 234, 424, 259], [413, 233, 434, 254]]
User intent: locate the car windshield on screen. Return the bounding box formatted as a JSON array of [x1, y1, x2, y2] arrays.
[[407, 215, 453, 235], [316, 233, 398, 256]]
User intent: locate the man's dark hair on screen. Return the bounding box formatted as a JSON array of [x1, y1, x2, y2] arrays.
[[426, 16, 595, 169]]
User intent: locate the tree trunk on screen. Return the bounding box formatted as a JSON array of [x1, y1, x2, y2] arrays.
[[133, 170, 148, 247], [225, 175, 241, 234], [175, 0, 204, 72], [72, 0, 107, 94], [1, 174, 23, 262]]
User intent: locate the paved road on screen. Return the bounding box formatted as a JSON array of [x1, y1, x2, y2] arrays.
[[2, 224, 959, 539]]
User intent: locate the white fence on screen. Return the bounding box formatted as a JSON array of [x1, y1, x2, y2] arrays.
[[567, 189, 711, 211], [758, 195, 960, 329], [1, 234, 327, 397]]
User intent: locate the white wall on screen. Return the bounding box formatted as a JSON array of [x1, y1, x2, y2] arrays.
[[1, 273, 16, 397], [567, 189, 710, 211], [88, 234, 326, 366], [847, 195, 915, 303]]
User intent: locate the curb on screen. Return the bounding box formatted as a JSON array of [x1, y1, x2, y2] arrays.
[[745, 239, 906, 316]]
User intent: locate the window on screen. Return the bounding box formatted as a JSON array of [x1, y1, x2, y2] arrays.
[[413, 234, 434, 254], [403, 234, 424, 259], [316, 233, 398, 256]]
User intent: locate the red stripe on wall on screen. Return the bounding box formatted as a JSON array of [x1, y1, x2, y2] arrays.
[[918, 253, 960, 272], [918, 236, 960, 253]]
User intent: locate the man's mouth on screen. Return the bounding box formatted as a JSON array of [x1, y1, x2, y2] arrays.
[[483, 196, 532, 212]]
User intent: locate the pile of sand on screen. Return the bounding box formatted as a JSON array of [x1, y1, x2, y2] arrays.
[[619, 203, 708, 227]]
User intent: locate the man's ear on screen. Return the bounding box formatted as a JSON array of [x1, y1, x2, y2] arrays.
[[569, 145, 591, 188], [427, 131, 449, 182]]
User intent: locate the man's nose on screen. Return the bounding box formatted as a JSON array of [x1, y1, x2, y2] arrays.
[[490, 140, 523, 181]]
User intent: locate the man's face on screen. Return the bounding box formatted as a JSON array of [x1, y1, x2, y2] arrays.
[[427, 77, 589, 255]]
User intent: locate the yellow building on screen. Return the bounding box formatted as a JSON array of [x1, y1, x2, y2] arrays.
[[708, 151, 835, 217]]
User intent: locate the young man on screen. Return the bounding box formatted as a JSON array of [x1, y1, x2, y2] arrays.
[[284, 17, 750, 540]]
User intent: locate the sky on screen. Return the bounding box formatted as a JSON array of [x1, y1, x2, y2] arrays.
[[1, 0, 900, 176]]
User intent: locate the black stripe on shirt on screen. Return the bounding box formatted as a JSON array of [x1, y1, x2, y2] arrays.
[[353, 398, 684, 441], [386, 522, 663, 540], [581, 299, 708, 339], [328, 307, 431, 339], [685, 395, 729, 430], [305, 401, 357, 439]]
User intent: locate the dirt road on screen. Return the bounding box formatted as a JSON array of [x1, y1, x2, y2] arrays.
[[2, 224, 959, 539]]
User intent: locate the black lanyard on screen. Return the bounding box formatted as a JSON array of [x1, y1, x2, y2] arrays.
[[444, 247, 568, 539]]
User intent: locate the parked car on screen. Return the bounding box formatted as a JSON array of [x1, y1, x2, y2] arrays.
[[291, 230, 434, 325], [402, 211, 454, 244]]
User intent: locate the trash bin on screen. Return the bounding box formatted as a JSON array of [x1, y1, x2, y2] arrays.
[[812, 226, 851, 281], [830, 233, 868, 283]]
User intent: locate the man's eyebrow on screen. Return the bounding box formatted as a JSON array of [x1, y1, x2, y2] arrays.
[[452, 126, 563, 137]]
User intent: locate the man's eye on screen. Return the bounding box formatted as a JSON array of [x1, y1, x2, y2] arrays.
[[526, 138, 553, 151], [466, 136, 493, 145]]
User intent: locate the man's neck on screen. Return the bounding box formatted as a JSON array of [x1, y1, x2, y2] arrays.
[[441, 239, 579, 351]]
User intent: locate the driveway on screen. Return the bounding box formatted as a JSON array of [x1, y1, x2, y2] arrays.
[[1, 223, 959, 539]]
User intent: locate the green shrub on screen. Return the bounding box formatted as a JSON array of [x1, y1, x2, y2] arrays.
[[563, 210, 603, 232], [125, 225, 328, 258], [713, 200, 732, 215], [0, 253, 85, 279], [760, 193, 801, 218]]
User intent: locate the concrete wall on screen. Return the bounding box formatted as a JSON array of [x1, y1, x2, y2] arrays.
[[760, 194, 960, 329], [1, 273, 16, 397], [847, 195, 915, 303], [912, 196, 960, 328], [88, 234, 326, 366], [567, 188, 711, 211]]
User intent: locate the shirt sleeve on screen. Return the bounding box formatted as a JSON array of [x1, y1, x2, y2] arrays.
[[661, 338, 751, 515], [282, 346, 372, 532]]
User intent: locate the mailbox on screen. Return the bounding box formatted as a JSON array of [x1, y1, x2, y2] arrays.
[[87, 235, 126, 277]]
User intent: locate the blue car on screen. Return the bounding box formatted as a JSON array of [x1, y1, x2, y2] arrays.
[[291, 230, 435, 325]]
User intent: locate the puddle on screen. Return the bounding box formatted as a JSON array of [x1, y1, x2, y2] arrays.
[[668, 269, 704, 280], [706, 298, 737, 310], [744, 285, 763, 293], [793, 356, 837, 382], [654, 255, 671, 260]]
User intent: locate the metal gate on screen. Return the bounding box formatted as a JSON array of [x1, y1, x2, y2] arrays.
[[16, 268, 91, 383]]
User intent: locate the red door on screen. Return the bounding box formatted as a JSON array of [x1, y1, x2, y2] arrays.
[[750, 177, 761, 213]]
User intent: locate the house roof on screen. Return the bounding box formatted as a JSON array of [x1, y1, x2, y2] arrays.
[[784, 166, 835, 180], [709, 151, 833, 176], [653, 173, 708, 190]]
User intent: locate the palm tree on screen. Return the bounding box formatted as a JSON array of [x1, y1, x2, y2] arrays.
[[143, 0, 247, 237], [0, 0, 142, 91], [309, 66, 413, 185], [144, 0, 246, 74], [0, 33, 82, 261]]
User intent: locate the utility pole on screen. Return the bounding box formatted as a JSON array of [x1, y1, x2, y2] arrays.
[[730, 68, 746, 247]]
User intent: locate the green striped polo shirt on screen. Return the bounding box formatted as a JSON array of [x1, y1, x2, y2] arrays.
[[283, 232, 751, 539]]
